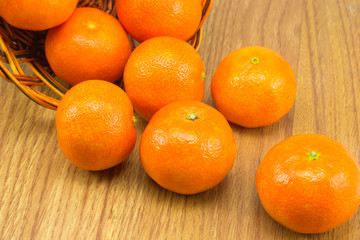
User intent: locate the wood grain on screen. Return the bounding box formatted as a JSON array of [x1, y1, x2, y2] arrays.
[[1, 0, 360, 239]]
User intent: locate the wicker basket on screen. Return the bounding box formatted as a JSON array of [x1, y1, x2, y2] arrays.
[[0, 0, 213, 110]]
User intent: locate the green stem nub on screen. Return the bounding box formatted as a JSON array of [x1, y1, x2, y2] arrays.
[[307, 151, 320, 161], [132, 116, 137, 126], [251, 57, 260, 64], [186, 113, 198, 121], [201, 72, 206, 81]]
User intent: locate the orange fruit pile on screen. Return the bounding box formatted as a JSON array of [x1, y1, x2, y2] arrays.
[[56, 80, 136, 171], [116, 0, 202, 42], [45, 7, 132, 85], [256, 134, 360, 234], [140, 101, 237, 194], [0, 0, 77, 31], [3, 0, 359, 234], [124, 36, 205, 121], [211, 46, 297, 128]]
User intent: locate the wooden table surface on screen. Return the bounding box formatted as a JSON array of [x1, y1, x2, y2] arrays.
[[1, 0, 360, 239]]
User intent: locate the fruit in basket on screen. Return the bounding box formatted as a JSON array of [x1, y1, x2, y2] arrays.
[[256, 134, 360, 234], [140, 101, 236, 195], [116, 0, 202, 42], [211, 46, 297, 128], [124, 36, 205, 122], [45, 7, 131, 86], [56, 80, 136, 171], [0, 0, 77, 31]]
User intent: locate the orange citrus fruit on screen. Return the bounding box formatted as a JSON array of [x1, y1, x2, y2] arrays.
[[56, 80, 136, 171], [256, 134, 360, 234], [116, 0, 202, 42], [211, 46, 297, 128], [45, 7, 131, 86], [0, 0, 77, 31], [140, 101, 237, 195], [124, 36, 205, 122]]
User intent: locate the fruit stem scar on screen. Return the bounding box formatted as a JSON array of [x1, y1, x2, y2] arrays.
[[132, 116, 137, 126], [307, 151, 320, 161], [186, 113, 198, 121], [251, 57, 260, 64], [201, 72, 206, 81]]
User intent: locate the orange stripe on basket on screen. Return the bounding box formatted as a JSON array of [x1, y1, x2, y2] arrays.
[[194, 28, 203, 52], [0, 60, 57, 109], [28, 62, 67, 97], [191, 0, 212, 51], [198, 0, 213, 31], [28, 86, 60, 108], [0, 54, 7, 64], [34, 62, 69, 93], [0, 37, 25, 75], [0, 67, 8, 81]]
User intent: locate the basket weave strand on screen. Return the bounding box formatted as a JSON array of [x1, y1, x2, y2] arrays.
[[0, 0, 212, 110]]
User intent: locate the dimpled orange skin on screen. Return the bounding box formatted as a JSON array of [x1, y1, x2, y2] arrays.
[[0, 0, 77, 31], [56, 80, 137, 171], [45, 7, 132, 86], [140, 101, 237, 195], [211, 46, 297, 128], [256, 134, 360, 234], [124, 37, 205, 122], [116, 0, 201, 43]]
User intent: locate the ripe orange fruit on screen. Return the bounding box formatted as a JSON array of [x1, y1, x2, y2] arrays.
[[0, 0, 77, 31], [116, 0, 202, 42], [256, 134, 360, 234], [140, 101, 237, 195], [45, 7, 131, 86], [124, 36, 205, 122], [211, 46, 297, 128], [56, 80, 136, 171]]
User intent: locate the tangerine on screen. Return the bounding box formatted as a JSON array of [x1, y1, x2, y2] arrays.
[[256, 134, 360, 234], [124, 36, 205, 122], [116, 0, 202, 42], [211, 46, 297, 128], [0, 0, 77, 31], [140, 101, 237, 195], [45, 7, 131, 85], [56, 80, 136, 171]]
